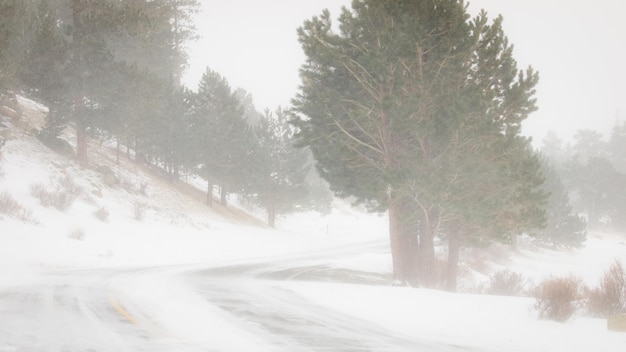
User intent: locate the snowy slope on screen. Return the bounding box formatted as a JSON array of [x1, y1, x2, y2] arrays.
[[1, 96, 625, 351]]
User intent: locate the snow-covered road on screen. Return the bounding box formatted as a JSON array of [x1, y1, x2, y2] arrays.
[[0, 254, 463, 352], [0, 267, 191, 352], [2, 241, 625, 352]]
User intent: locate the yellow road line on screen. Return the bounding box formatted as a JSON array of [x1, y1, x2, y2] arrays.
[[109, 294, 138, 325]]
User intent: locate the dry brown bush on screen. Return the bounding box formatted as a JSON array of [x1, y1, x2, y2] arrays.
[[588, 260, 626, 317], [30, 176, 83, 212], [133, 201, 146, 221], [0, 191, 36, 223], [487, 269, 532, 297], [67, 227, 85, 240], [93, 206, 109, 222], [0, 191, 21, 215], [534, 276, 584, 322], [59, 175, 83, 197], [30, 183, 75, 211]]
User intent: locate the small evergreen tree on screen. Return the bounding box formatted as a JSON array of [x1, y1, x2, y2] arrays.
[[608, 121, 626, 173], [190, 68, 253, 207], [152, 81, 193, 179], [571, 129, 607, 164], [536, 158, 587, 247], [564, 156, 626, 230], [247, 108, 310, 227]]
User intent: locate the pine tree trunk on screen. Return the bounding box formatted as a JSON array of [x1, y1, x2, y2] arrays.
[[388, 195, 419, 286], [206, 177, 213, 207], [417, 208, 437, 288], [220, 184, 227, 207], [446, 229, 460, 292], [134, 140, 142, 162], [268, 201, 276, 228], [75, 98, 88, 168], [72, 1, 88, 169], [388, 199, 403, 283], [116, 138, 120, 164]]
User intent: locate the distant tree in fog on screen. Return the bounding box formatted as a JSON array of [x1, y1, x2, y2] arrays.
[[564, 156, 626, 230], [234, 88, 263, 127], [0, 0, 198, 167], [571, 129, 607, 163], [544, 124, 626, 232], [540, 130, 571, 166], [189, 68, 253, 207], [608, 121, 626, 173], [246, 108, 310, 227], [536, 158, 586, 247]]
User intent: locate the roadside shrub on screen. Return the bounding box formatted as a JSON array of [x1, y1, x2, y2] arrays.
[[534, 276, 584, 322], [67, 227, 85, 240], [0, 191, 21, 214], [133, 201, 146, 221], [139, 182, 148, 196], [0, 191, 37, 223], [487, 269, 532, 297], [93, 206, 109, 222], [30, 176, 82, 212], [59, 175, 83, 197], [588, 260, 626, 317], [31, 183, 74, 211]]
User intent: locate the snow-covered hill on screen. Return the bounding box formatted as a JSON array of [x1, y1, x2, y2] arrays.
[[1, 95, 625, 351]]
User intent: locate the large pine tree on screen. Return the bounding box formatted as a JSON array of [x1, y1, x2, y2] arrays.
[[292, 0, 545, 286]]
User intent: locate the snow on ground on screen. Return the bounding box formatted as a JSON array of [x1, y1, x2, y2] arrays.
[[283, 281, 626, 352], [1, 97, 626, 351], [510, 232, 626, 286]]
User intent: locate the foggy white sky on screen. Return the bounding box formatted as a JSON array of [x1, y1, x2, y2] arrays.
[[184, 0, 626, 144]]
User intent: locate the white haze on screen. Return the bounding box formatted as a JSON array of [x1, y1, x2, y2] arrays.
[[185, 0, 626, 144], [0, 96, 625, 351]]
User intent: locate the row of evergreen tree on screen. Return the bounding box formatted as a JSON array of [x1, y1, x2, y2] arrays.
[[0, 0, 327, 226]]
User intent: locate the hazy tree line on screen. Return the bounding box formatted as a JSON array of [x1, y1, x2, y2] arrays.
[[0, 0, 328, 227], [540, 125, 626, 234], [291, 0, 590, 290]]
